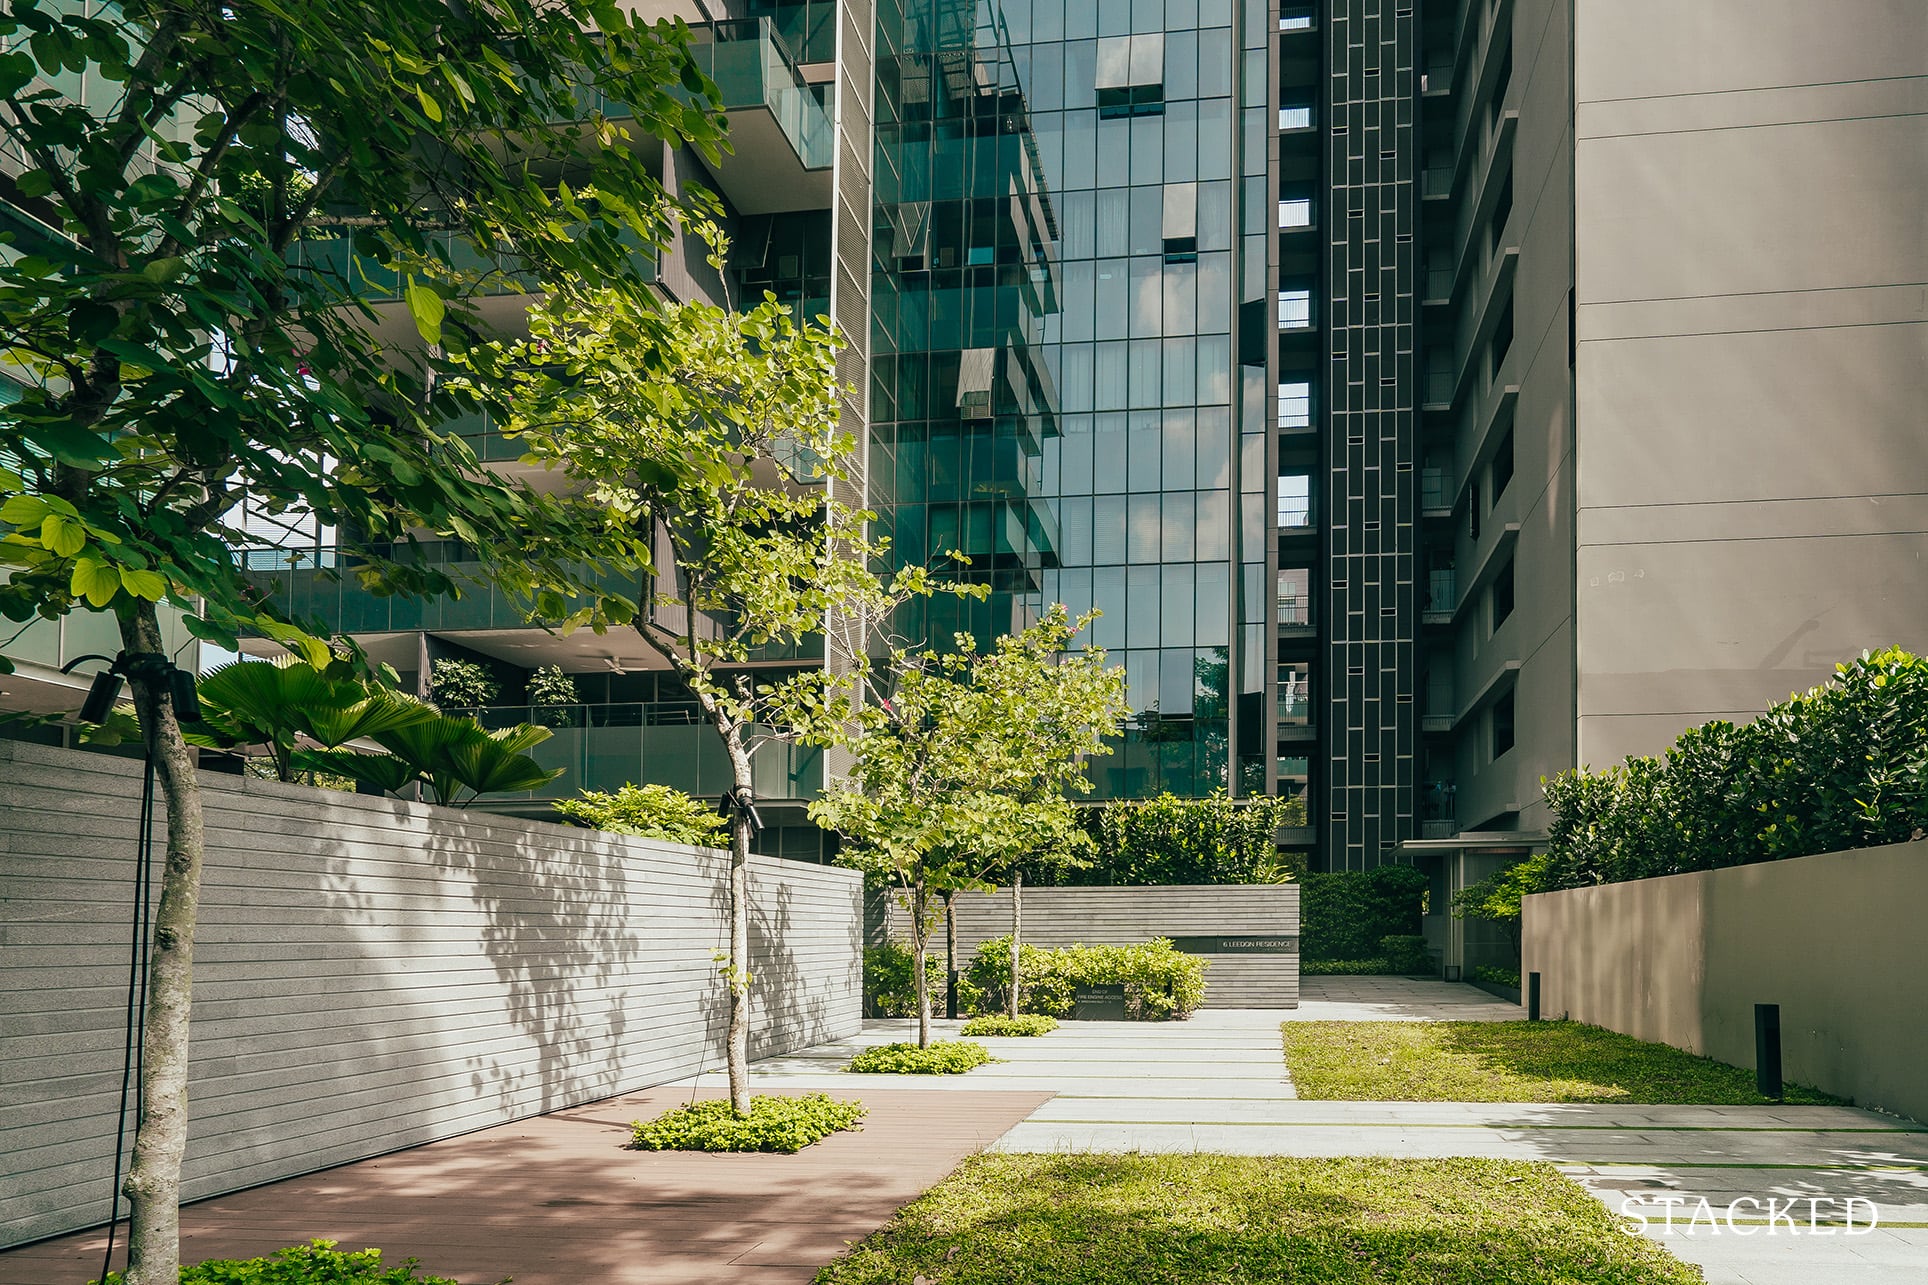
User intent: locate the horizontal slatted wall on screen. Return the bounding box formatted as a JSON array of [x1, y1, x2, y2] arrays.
[[0, 740, 862, 1248], [885, 885, 1300, 1009]]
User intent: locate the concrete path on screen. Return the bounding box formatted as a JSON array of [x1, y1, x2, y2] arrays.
[[739, 980, 1927, 1285]]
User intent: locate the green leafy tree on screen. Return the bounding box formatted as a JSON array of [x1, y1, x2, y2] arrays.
[[554, 782, 727, 846], [812, 607, 1127, 1046], [0, 5, 722, 1278], [428, 657, 500, 708], [478, 286, 950, 1113], [1449, 854, 1551, 964], [1073, 791, 1308, 886], [527, 664, 581, 707]]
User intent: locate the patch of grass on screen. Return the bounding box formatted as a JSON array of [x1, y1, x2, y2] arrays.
[[629, 1092, 865, 1153], [815, 1154, 1701, 1285], [94, 1239, 458, 1284], [1281, 1020, 1841, 1104], [846, 1040, 996, 1074], [960, 1013, 1059, 1037]]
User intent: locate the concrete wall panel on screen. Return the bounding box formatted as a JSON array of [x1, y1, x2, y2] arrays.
[[1523, 838, 1928, 1123], [883, 884, 1300, 1009], [0, 741, 862, 1249]]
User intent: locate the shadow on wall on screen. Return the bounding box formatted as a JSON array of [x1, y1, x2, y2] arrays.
[[422, 816, 644, 1116]]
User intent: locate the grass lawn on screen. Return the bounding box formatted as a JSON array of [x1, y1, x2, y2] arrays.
[[815, 1154, 1701, 1284], [1281, 1020, 1841, 1104]]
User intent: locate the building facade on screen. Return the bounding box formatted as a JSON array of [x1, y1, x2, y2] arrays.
[[3, 0, 1923, 878]]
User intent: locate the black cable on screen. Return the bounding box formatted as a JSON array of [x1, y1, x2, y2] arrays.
[[101, 753, 157, 1285]]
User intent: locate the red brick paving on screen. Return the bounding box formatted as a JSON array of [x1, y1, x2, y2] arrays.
[[0, 1087, 1050, 1285]]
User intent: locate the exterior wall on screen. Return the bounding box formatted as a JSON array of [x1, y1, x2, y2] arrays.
[[1522, 838, 1928, 1124], [1571, 0, 1928, 767], [1447, 0, 1578, 835], [0, 741, 862, 1249], [884, 883, 1300, 1008]]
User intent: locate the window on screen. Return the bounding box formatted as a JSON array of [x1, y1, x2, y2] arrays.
[[1162, 182, 1197, 263], [1488, 299, 1514, 377], [1467, 483, 1481, 541], [1277, 197, 1312, 229], [1096, 34, 1165, 117], [1491, 690, 1516, 759], [1277, 473, 1311, 527], [1277, 567, 1311, 624], [1490, 426, 1514, 502], [1278, 289, 1312, 329], [1488, 173, 1513, 255], [1277, 380, 1311, 429], [1278, 105, 1313, 130], [1491, 556, 1514, 630], [1277, 661, 1312, 724]]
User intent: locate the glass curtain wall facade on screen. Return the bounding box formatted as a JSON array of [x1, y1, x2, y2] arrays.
[[872, 0, 1275, 801]]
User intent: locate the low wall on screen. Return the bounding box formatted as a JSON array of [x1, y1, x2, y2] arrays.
[[884, 884, 1300, 1008], [1523, 838, 1928, 1123], [0, 740, 862, 1248]]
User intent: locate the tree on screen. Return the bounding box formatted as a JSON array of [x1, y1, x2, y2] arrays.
[[811, 607, 1127, 1046], [1450, 854, 1551, 964], [0, 5, 721, 1279], [553, 782, 728, 846], [477, 285, 953, 1113]]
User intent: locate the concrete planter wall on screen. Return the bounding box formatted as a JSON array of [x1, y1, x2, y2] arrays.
[[884, 883, 1300, 1009], [0, 740, 862, 1248], [1523, 838, 1927, 1123]]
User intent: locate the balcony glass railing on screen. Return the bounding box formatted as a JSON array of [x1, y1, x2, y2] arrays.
[[1421, 467, 1451, 509], [691, 19, 833, 170], [1276, 593, 1311, 626], [287, 231, 657, 303], [1425, 568, 1457, 613], [449, 703, 823, 803]]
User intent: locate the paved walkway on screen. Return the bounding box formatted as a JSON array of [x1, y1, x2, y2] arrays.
[[742, 980, 1928, 1285], [0, 1086, 1047, 1285]]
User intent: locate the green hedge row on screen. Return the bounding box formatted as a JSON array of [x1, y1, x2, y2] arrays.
[[1299, 866, 1429, 961], [1543, 648, 1928, 888], [965, 935, 1208, 1021]]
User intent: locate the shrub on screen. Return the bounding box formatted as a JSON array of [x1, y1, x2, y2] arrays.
[[847, 1040, 995, 1074], [1300, 958, 1407, 976], [1022, 791, 1306, 886], [862, 942, 979, 1018], [553, 782, 727, 846], [1449, 854, 1550, 960], [1541, 648, 1928, 889], [1299, 865, 1429, 960], [93, 1239, 456, 1284], [428, 657, 499, 708], [629, 1093, 865, 1153], [966, 935, 1208, 1021], [527, 664, 581, 707], [1378, 934, 1433, 973], [961, 1014, 1059, 1037], [1473, 965, 1521, 989]]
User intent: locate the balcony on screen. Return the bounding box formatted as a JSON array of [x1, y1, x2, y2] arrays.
[[686, 19, 833, 214], [460, 703, 823, 804], [1276, 593, 1314, 639], [1421, 467, 1453, 516], [1422, 568, 1456, 625], [286, 231, 658, 304]]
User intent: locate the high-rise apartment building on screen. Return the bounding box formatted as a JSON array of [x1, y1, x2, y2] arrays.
[[5, 1, 1922, 889]]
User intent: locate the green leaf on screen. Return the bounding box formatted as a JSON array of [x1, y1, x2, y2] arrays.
[[416, 85, 443, 122], [68, 300, 117, 345], [0, 494, 50, 527], [404, 276, 444, 344], [181, 613, 240, 649], [13, 168, 52, 199], [40, 513, 85, 557], [141, 256, 186, 284], [117, 566, 168, 600], [69, 556, 121, 607]]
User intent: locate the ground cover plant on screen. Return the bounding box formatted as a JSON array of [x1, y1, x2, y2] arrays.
[[1280, 1020, 1842, 1104], [95, 1239, 457, 1284], [846, 1041, 995, 1074], [960, 1014, 1059, 1037], [629, 1093, 865, 1154], [815, 1153, 1702, 1285]]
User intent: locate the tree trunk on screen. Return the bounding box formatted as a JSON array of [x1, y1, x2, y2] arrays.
[[1009, 871, 1023, 1019], [119, 602, 205, 1285], [910, 883, 932, 1048], [944, 892, 957, 1020], [723, 731, 755, 1116]]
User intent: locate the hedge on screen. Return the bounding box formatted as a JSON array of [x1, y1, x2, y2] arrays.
[[1542, 647, 1927, 889], [1012, 791, 1307, 886], [1299, 866, 1429, 961], [965, 935, 1207, 1020]]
